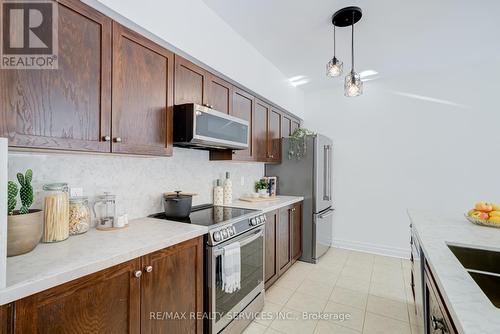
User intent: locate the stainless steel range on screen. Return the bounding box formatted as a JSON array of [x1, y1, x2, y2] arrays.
[[150, 204, 266, 334]]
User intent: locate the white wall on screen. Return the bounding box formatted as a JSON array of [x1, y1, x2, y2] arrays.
[[304, 62, 500, 258], [87, 0, 305, 119], [8, 148, 263, 221]]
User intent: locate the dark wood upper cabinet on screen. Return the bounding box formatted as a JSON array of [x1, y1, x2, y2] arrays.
[[278, 207, 292, 275], [206, 74, 233, 114], [291, 119, 300, 134], [264, 210, 279, 289], [14, 258, 142, 334], [141, 237, 203, 334], [111, 23, 174, 156], [267, 108, 282, 163], [174, 56, 208, 106], [254, 99, 270, 162], [0, 0, 112, 152], [291, 202, 302, 262], [282, 116, 292, 138]]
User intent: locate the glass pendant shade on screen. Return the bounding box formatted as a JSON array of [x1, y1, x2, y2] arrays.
[[326, 57, 343, 77], [344, 71, 363, 97]]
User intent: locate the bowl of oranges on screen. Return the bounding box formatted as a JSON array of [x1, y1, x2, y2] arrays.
[[466, 202, 500, 228]]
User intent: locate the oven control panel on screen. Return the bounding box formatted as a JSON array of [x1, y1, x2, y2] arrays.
[[209, 214, 266, 245]]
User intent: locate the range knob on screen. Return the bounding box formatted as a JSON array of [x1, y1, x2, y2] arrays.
[[228, 226, 235, 236], [256, 217, 261, 224], [261, 215, 266, 222], [221, 229, 229, 239], [250, 218, 256, 226], [213, 231, 222, 242]]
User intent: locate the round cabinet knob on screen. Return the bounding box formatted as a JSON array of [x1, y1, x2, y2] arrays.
[[144, 265, 153, 273], [114, 137, 122, 143], [134, 270, 142, 278], [213, 231, 222, 242], [222, 229, 229, 239], [103, 135, 111, 142]]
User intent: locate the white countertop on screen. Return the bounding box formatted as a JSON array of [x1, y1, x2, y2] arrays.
[[1, 218, 208, 305], [0, 196, 303, 305], [408, 210, 500, 334], [228, 195, 304, 213]]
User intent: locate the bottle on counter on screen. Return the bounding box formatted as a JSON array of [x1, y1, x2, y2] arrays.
[[223, 172, 232, 205], [213, 179, 224, 206]]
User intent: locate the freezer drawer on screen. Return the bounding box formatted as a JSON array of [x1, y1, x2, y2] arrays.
[[313, 208, 334, 262]]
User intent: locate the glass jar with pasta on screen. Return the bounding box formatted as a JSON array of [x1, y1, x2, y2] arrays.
[[42, 183, 69, 242], [69, 196, 90, 235]]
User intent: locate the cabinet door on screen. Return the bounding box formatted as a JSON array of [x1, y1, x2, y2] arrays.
[[112, 23, 174, 156], [264, 210, 279, 289], [14, 258, 141, 334], [141, 237, 203, 334], [291, 202, 302, 262], [206, 74, 233, 114], [230, 87, 254, 160], [174, 56, 208, 106], [0, 303, 13, 334], [0, 0, 112, 152], [267, 108, 282, 162], [278, 207, 292, 275], [282, 116, 292, 138], [291, 119, 300, 134], [254, 99, 270, 162]]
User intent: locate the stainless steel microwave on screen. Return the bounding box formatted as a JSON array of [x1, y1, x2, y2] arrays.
[[173, 104, 249, 150]]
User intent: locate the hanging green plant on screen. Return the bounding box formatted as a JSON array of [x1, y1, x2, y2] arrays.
[[288, 128, 315, 160]]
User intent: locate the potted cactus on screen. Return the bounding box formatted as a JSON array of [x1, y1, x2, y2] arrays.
[[7, 169, 43, 257]]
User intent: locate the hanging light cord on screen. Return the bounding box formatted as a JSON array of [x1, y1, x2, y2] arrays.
[[333, 25, 336, 57], [351, 12, 355, 72]]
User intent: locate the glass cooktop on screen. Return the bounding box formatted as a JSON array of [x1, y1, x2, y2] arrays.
[[149, 204, 258, 226]]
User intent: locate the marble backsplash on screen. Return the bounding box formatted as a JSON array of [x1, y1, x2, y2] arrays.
[[8, 148, 264, 219]]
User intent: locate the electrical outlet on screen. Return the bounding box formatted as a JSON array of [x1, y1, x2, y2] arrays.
[[240, 176, 245, 186], [70, 187, 83, 197]]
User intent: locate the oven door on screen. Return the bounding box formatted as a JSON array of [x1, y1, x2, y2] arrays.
[[208, 226, 264, 334]]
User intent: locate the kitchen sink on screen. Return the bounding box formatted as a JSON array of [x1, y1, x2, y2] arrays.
[[448, 245, 500, 308]]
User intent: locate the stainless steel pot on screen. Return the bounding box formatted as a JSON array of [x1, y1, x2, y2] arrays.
[[163, 191, 193, 218]]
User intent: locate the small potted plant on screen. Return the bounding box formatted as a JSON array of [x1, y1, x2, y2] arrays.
[[255, 180, 269, 197], [7, 169, 43, 257]]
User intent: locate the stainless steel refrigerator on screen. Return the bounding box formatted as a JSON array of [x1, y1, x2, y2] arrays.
[[265, 134, 334, 263]]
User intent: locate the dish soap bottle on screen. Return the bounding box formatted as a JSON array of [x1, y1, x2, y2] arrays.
[[213, 179, 223, 205], [223, 172, 232, 205]]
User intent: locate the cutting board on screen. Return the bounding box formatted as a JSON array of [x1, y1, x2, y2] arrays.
[[239, 196, 280, 203]]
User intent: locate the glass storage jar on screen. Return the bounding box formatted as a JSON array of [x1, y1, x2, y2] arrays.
[[69, 196, 90, 235], [42, 183, 69, 242]]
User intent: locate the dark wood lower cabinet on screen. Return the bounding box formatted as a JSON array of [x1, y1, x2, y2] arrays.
[[141, 237, 203, 334], [291, 202, 302, 262], [265, 202, 303, 289], [7, 237, 203, 334], [14, 258, 142, 334], [264, 210, 279, 289]]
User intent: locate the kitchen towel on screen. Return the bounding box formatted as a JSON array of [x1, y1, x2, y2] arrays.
[[221, 242, 241, 293]]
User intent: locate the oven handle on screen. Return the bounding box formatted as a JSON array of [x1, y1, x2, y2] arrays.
[[213, 229, 264, 256]]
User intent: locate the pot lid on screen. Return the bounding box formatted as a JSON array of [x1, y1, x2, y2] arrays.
[[164, 191, 198, 198]]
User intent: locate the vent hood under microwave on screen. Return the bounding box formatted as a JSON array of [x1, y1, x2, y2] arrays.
[[173, 104, 249, 150]]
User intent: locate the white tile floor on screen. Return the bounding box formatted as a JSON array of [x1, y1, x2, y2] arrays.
[[244, 247, 424, 334]]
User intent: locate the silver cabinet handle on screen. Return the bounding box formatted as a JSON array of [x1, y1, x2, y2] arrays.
[[114, 137, 122, 143], [103, 135, 111, 142], [318, 208, 335, 219], [134, 270, 142, 278], [144, 265, 153, 273]]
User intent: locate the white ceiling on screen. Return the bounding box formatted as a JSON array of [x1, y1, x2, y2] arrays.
[[202, 0, 500, 92]]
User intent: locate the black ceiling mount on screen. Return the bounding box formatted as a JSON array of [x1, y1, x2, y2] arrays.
[[332, 6, 362, 27]]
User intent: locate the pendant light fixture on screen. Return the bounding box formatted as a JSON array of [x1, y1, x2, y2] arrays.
[[330, 7, 363, 97], [326, 25, 343, 77]]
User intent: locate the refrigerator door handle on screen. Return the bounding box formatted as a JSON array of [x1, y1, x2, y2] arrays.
[[323, 145, 329, 200], [318, 208, 335, 219], [327, 145, 332, 200]]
